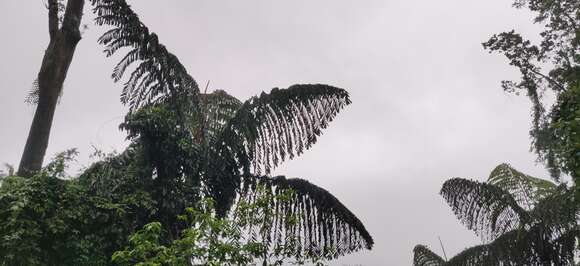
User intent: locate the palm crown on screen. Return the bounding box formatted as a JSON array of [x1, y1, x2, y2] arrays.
[[85, 0, 373, 261], [413, 163, 578, 265]]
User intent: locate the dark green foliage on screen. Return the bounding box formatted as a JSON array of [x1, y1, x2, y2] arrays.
[[118, 105, 205, 241], [413, 164, 579, 265], [0, 154, 145, 265], [0, 175, 101, 265], [112, 187, 337, 265], [111, 199, 265, 265], [550, 84, 580, 181], [195, 90, 243, 143], [79, 146, 159, 239], [483, 0, 580, 180]]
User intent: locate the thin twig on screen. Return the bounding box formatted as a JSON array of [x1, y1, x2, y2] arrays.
[[204, 80, 210, 94], [438, 236, 448, 261]]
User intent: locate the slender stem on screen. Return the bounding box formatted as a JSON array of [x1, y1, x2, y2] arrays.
[[438, 236, 448, 261], [528, 67, 566, 91]]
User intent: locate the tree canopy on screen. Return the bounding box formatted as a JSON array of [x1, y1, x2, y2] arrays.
[[483, 0, 580, 181]]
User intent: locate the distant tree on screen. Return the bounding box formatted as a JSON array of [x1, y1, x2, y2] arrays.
[[18, 0, 86, 177], [482, 0, 579, 182], [413, 164, 578, 265]]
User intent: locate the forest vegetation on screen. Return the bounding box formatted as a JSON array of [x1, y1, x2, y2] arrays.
[[1, 0, 578, 265]]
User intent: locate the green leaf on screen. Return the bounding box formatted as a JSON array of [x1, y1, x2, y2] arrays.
[[487, 163, 557, 209]]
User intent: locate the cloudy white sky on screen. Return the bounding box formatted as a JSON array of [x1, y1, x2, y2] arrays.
[[0, 0, 559, 264]]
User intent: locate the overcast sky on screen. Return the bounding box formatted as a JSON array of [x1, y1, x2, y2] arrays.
[[0, 0, 559, 264]]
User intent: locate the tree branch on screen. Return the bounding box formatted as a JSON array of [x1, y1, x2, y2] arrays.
[[61, 0, 85, 42], [48, 0, 59, 39], [528, 67, 566, 91]]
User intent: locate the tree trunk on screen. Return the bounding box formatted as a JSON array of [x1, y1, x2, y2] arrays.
[[17, 0, 85, 177]]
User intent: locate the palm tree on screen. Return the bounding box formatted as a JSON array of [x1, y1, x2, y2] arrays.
[[413, 163, 578, 265], [83, 0, 373, 262]]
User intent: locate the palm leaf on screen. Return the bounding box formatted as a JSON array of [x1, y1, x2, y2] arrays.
[[91, 0, 199, 112], [239, 175, 373, 260], [440, 178, 529, 240], [413, 245, 445, 266], [216, 84, 351, 175], [487, 163, 557, 210], [205, 84, 350, 214]]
